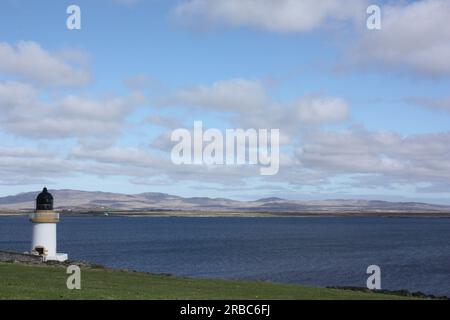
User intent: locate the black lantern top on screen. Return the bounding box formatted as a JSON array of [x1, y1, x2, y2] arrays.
[[36, 187, 53, 211]]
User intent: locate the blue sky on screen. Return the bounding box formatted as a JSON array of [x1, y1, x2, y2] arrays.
[[0, 0, 450, 203]]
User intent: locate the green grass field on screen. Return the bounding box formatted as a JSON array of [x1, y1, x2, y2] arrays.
[[0, 262, 419, 300]]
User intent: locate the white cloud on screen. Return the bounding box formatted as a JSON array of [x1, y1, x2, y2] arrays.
[[57, 94, 139, 121], [0, 146, 75, 185], [123, 74, 152, 90], [70, 146, 162, 168], [174, 0, 450, 77], [351, 0, 450, 76], [169, 79, 349, 129], [0, 41, 90, 87], [0, 147, 48, 159], [3, 121, 450, 195], [406, 96, 450, 113], [0, 81, 39, 116], [173, 0, 367, 33], [172, 78, 268, 112], [0, 81, 145, 141], [294, 96, 348, 124], [297, 128, 450, 187]]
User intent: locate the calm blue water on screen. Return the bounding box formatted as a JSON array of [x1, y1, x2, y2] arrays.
[[1, 216, 449, 296]]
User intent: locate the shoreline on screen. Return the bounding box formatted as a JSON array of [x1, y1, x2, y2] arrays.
[[2, 211, 450, 218]]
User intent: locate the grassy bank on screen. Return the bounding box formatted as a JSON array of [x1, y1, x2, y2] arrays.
[[0, 262, 418, 300]]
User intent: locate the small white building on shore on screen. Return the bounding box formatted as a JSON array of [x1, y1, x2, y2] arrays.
[[29, 187, 68, 262]]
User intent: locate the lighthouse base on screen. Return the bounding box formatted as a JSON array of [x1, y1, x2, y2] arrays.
[[43, 253, 68, 262]]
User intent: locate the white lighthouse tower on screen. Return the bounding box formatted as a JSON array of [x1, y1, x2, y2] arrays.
[[30, 187, 68, 262]]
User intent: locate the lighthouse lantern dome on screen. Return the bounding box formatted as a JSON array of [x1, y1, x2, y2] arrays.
[[36, 187, 53, 211]]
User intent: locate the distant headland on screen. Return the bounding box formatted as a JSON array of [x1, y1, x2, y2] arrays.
[[1, 189, 449, 217]]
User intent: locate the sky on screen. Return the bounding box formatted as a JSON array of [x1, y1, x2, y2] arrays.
[[0, 0, 449, 203]]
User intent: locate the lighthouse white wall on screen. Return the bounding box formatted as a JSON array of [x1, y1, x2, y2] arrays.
[[31, 223, 57, 256]]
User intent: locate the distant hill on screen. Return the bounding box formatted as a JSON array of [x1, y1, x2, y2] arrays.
[[0, 189, 450, 215]]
